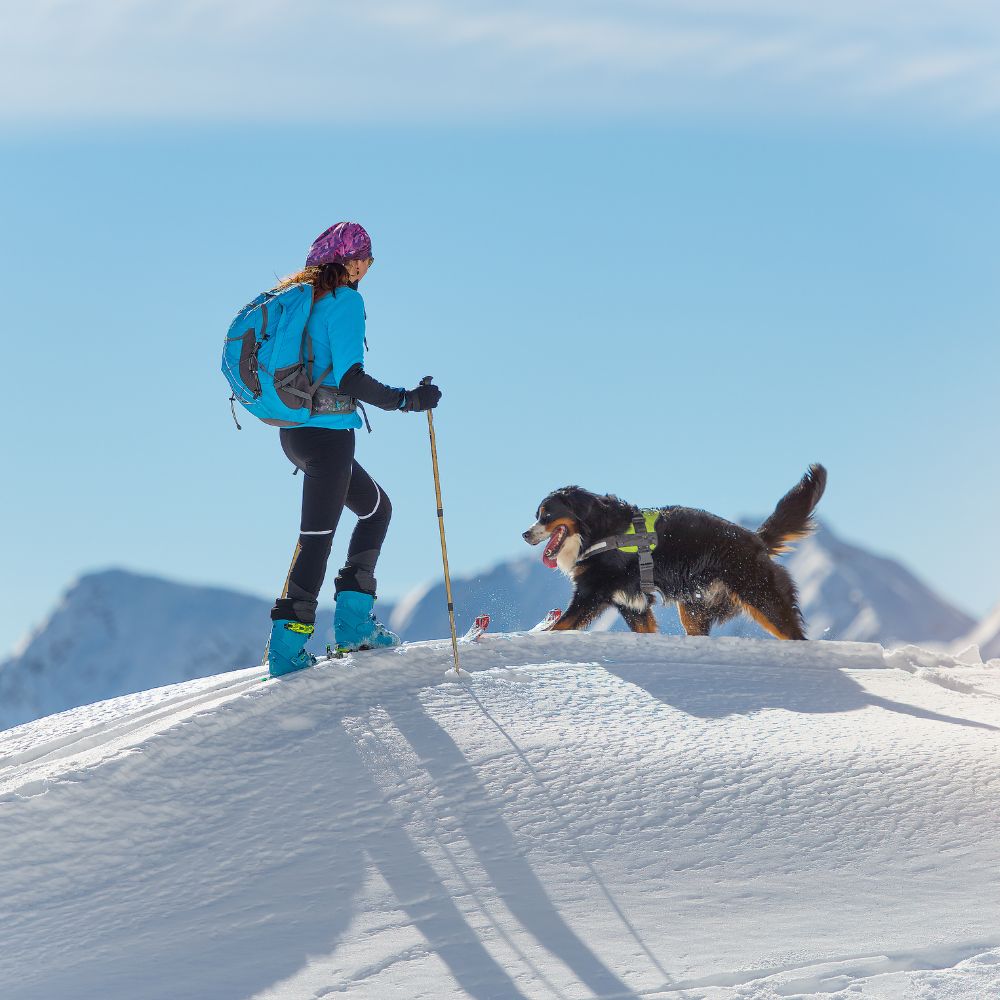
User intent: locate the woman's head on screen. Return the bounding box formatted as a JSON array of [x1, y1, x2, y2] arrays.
[[307, 222, 372, 265], [274, 222, 374, 295]]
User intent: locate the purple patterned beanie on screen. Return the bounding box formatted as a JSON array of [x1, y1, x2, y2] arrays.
[[305, 222, 372, 267]]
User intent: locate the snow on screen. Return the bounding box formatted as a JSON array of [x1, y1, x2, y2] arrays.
[[2, 633, 999, 999], [953, 600, 1000, 662]]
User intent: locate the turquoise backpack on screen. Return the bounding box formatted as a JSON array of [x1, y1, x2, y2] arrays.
[[221, 283, 353, 428]]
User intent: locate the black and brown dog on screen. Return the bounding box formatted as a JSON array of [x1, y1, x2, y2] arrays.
[[523, 464, 827, 639]]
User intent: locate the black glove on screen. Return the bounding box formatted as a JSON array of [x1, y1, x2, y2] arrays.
[[401, 382, 442, 412]]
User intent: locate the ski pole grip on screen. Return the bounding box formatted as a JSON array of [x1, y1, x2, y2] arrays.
[[420, 375, 433, 386]]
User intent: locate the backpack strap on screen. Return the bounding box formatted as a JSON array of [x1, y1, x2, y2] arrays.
[[259, 284, 354, 415], [299, 325, 333, 392]]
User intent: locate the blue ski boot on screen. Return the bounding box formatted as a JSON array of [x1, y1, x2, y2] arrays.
[[334, 591, 401, 653], [267, 619, 317, 677]]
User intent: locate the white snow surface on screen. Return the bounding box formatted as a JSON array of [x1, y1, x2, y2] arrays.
[[2, 632, 999, 1000], [953, 599, 1000, 662]]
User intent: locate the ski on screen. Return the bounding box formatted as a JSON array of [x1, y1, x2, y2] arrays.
[[530, 608, 562, 631], [460, 613, 490, 643]]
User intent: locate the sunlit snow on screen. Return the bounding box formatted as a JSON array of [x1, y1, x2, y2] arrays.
[[2, 632, 998, 999]]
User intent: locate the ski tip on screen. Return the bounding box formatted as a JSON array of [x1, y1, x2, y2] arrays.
[[460, 612, 491, 643], [529, 608, 563, 632]]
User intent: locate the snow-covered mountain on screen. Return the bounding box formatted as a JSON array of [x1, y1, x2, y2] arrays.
[[2, 633, 998, 999], [779, 522, 975, 643], [0, 570, 327, 732], [389, 553, 567, 639], [0, 521, 979, 732]]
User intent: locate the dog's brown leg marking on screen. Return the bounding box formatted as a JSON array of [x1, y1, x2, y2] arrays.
[[678, 604, 711, 636], [742, 602, 802, 641], [636, 608, 658, 633], [621, 606, 659, 633], [551, 610, 593, 631], [552, 602, 608, 631], [550, 614, 577, 630]]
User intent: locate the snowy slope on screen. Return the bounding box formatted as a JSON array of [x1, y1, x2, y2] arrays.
[[2, 632, 998, 1000], [0, 570, 273, 731]]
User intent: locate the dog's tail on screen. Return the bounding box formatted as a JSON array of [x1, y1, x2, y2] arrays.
[[757, 463, 827, 556]]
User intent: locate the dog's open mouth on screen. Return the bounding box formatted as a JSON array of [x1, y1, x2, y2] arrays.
[[542, 525, 569, 569]]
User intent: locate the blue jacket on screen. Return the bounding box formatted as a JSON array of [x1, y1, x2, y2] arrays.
[[304, 287, 396, 430]]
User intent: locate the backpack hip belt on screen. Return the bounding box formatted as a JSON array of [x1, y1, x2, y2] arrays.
[[311, 386, 357, 415]]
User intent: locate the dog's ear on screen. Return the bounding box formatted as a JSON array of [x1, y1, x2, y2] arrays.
[[553, 486, 583, 519], [576, 492, 597, 521]]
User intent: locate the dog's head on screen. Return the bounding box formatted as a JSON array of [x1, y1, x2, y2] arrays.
[[522, 486, 601, 571]]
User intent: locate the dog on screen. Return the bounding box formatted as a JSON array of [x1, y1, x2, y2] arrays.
[[522, 464, 827, 639]]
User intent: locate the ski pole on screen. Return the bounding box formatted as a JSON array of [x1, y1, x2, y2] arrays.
[[420, 376, 462, 674]]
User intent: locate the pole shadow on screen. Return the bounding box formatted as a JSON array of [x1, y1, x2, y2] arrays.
[[385, 700, 647, 1000]]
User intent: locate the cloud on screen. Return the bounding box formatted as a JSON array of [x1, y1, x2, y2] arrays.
[[2, 0, 999, 122]]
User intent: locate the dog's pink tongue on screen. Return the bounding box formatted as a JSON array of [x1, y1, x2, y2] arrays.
[[542, 526, 565, 569]]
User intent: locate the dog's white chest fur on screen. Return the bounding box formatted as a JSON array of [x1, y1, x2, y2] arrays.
[[556, 534, 583, 577]]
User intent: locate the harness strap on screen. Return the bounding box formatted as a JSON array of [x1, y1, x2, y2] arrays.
[[577, 510, 660, 595], [632, 514, 656, 595]]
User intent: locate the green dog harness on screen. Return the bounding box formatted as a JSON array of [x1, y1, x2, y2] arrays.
[[577, 510, 660, 594]]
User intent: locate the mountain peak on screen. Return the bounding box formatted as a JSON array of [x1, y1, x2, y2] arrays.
[[0, 569, 273, 731]]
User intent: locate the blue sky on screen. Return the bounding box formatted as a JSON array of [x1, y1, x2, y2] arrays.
[[2, 2, 999, 655]]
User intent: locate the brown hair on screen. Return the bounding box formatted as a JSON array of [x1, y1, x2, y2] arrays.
[[273, 261, 351, 298]]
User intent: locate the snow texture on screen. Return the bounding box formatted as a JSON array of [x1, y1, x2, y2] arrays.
[[2, 632, 998, 999]]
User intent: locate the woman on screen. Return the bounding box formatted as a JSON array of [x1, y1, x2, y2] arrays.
[[267, 222, 441, 676]]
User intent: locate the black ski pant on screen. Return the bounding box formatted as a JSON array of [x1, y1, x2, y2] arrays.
[[271, 427, 391, 624]]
